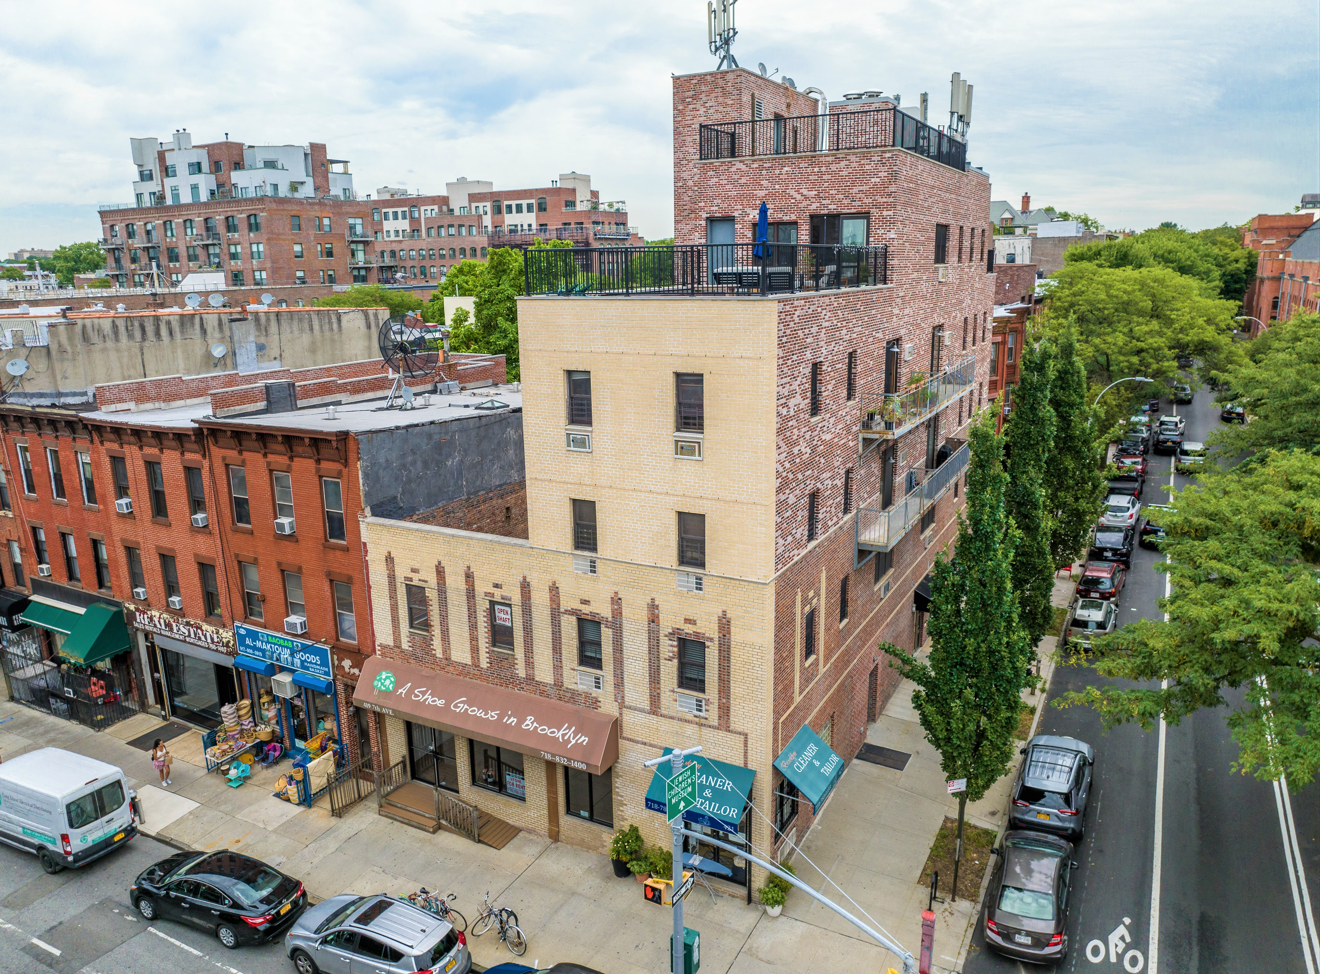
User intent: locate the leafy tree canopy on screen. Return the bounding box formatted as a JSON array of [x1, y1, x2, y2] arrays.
[[42, 242, 107, 286], [1064, 226, 1255, 305], [1210, 312, 1320, 456], [313, 284, 443, 323], [1043, 324, 1107, 567], [0, 266, 25, 281], [1059, 449, 1320, 785]]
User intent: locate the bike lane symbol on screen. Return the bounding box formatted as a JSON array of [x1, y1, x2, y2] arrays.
[[1086, 916, 1144, 972]]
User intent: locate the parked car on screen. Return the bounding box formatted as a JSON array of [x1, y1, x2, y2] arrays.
[[984, 830, 1077, 963], [1154, 429, 1184, 455], [1106, 473, 1143, 500], [131, 852, 306, 949], [1113, 453, 1148, 477], [1066, 598, 1118, 650], [1076, 561, 1126, 601], [1172, 383, 1194, 404], [1175, 441, 1208, 474], [1089, 526, 1135, 566], [1220, 403, 1245, 423], [1176, 353, 1194, 368], [1099, 494, 1140, 528], [0, 748, 137, 874], [1118, 434, 1149, 457], [1141, 397, 1162, 415], [285, 893, 470, 974], [1139, 505, 1170, 549], [1157, 414, 1186, 435], [1009, 735, 1095, 839]]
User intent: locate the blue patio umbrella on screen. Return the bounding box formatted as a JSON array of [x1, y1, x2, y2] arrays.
[[753, 201, 769, 259]]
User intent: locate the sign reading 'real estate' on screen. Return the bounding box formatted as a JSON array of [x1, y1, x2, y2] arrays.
[[129, 606, 236, 653], [352, 655, 620, 776], [233, 622, 333, 680]]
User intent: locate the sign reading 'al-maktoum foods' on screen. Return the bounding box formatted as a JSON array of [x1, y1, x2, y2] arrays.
[[234, 622, 333, 680], [352, 655, 620, 775]]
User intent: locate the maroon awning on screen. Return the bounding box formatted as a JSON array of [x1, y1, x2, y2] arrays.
[[353, 656, 619, 775]]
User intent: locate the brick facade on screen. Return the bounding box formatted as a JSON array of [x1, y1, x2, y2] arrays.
[[1242, 213, 1318, 333], [403, 481, 528, 538]]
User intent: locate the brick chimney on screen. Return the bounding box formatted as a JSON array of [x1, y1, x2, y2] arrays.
[[1021, 192, 1031, 213]]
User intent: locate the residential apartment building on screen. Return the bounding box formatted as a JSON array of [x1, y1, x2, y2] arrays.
[[1241, 208, 1318, 334], [351, 67, 995, 888]]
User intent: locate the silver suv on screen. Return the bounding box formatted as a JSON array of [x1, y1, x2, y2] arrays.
[[285, 895, 470, 974], [1066, 599, 1117, 650], [1009, 735, 1095, 840]]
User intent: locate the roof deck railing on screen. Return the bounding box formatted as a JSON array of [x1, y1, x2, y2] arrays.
[[858, 354, 976, 444]]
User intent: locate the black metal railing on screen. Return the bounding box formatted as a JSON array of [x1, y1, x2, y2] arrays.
[[329, 757, 376, 817], [699, 107, 967, 172], [526, 242, 887, 297], [490, 225, 590, 243], [573, 524, 597, 551], [347, 227, 372, 241]]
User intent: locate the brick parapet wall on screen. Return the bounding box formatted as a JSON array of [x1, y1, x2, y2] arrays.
[[993, 262, 1038, 306], [403, 481, 528, 538]]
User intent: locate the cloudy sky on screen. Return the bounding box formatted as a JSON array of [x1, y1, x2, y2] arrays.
[[1, 0, 1316, 256]]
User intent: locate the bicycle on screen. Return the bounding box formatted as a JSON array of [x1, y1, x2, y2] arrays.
[[470, 890, 526, 955], [406, 887, 467, 933]]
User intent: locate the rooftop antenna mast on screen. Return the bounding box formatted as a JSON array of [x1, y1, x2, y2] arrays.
[[707, 0, 738, 70], [948, 72, 973, 140]]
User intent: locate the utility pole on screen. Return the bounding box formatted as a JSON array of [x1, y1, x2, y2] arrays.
[[644, 745, 703, 974]]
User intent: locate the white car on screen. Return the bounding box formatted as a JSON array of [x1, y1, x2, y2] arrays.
[[1157, 414, 1186, 435], [1067, 598, 1119, 649], [1100, 494, 1141, 528]]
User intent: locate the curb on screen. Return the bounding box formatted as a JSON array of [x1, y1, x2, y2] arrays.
[[135, 830, 325, 905]]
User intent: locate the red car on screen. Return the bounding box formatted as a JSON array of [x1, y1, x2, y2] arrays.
[[1114, 454, 1147, 477], [1076, 561, 1126, 601]]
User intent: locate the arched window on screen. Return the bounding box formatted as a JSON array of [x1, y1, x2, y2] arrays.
[[537, 197, 547, 212]]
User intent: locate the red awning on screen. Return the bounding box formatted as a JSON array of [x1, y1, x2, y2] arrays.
[[353, 656, 619, 775]]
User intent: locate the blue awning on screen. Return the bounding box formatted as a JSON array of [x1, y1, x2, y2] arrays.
[[644, 749, 755, 835], [292, 671, 335, 694], [774, 724, 844, 813], [233, 655, 277, 676]]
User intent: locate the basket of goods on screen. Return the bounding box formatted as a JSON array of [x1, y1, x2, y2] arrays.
[[257, 726, 274, 742]]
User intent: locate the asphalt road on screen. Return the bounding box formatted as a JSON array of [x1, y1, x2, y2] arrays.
[[963, 387, 1320, 973]]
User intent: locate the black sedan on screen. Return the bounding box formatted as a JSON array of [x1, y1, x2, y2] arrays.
[[131, 851, 307, 949], [1139, 504, 1169, 549], [1220, 403, 1245, 422], [1153, 430, 1183, 455], [984, 831, 1076, 963], [1089, 526, 1135, 566]]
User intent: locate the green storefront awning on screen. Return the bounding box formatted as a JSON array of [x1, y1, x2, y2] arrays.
[[774, 724, 844, 813], [644, 749, 756, 835], [23, 602, 131, 666]]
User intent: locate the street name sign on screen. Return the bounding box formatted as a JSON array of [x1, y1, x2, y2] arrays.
[[666, 762, 700, 822]]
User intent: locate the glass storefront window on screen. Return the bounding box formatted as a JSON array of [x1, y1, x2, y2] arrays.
[[407, 723, 458, 792], [683, 807, 752, 887], [288, 688, 337, 746], [160, 646, 237, 728], [470, 740, 525, 800], [565, 765, 613, 827]]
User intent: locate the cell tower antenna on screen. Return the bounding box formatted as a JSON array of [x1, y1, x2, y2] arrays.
[[948, 72, 973, 140], [707, 0, 738, 70]]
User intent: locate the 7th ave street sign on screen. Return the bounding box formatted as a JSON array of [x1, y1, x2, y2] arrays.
[[666, 762, 700, 823]]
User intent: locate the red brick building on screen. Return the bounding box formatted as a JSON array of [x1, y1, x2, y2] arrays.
[[1241, 211, 1316, 334]]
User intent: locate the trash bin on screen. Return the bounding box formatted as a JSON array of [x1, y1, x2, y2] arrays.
[[670, 927, 700, 974]]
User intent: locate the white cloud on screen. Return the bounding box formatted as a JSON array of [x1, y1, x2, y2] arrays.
[[1, 0, 1315, 254]]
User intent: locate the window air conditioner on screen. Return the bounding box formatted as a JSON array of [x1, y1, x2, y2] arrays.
[[572, 555, 597, 576], [676, 571, 704, 593], [284, 615, 308, 635], [115, 497, 133, 514], [274, 516, 296, 535], [167, 595, 184, 610], [577, 670, 604, 692], [191, 512, 208, 528], [132, 587, 147, 600], [938, 265, 949, 282], [271, 671, 298, 698], [37, 564, 51, 577], [676, 693, 708, 717]]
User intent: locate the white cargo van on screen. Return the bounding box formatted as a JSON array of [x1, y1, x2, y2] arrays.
[[0, 748, 137, 873]]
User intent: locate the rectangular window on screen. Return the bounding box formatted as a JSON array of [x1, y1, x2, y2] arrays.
[[572, 499, 597, 552], [804, 607, 817, 659], [190, 183, 200, 202], [167, 247, 179, 263], [46, 448, 65, 500], [225, 215, 238, 234], [839, 576, 849, 622], [283, 570, 305, 618], [934, 224, 949, 264], [240, 561, 262, 619], [958, 225, 965, 262], [31, 526, 48, 566], [92, 539, 110, 590], [677, 512, 705, 569], [272, 471, 294, 520], [873, 548, 892, 584], [291, 215, 301, 232], [774, 774, 800, 840], [471, 740, 525, 799], [677, 637, 706, 694], [577, 618, 603, 670], [16, 446, 35, 495], [61, 532, 79, 583], [405, 584, 429, 631], [565, 766, 613, 827], [187, 161, 202, 175], [228, 466, 250, 525], [314, 477, 347, 542], [247, 214, 261, 233], [0, 467, 11, 511], [989, 342, 1000, 377], [807, 491, 819, 541], [846, 350, 857, 401], [250, 242, 264, 261], [324, 242, 335, 259], [810, 362, 822, 416], [199, 563, 221, 618], [184, 466, 206, 516], [125, 545, 145, 591], [566, 370, 592, 425], [8, 540, 22, 587], [489, 601, 515, 650], [334, 581, 357, 642], [843, 469, 853, 514], [1007, 331, 1017, 363], [110, 455, 130, 500], [145, 460, 167, 518], [675, 373, 704, 431], [161, 554, 180, 600]]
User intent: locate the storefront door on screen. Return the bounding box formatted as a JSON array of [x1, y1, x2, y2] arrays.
[[161, 648, 237, 728], [406, 722, 458, 792], [683, 808, 752, 887]]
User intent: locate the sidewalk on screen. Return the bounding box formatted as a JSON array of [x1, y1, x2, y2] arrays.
[[0, 578, 1072, 974]]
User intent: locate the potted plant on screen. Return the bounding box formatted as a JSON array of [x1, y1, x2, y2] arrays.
[[628, 846, 655, 883], [649, 845, 673, 882], [609, 824, 643, 878], [758, 880, 787, 917], [906, 370, 927, 389]]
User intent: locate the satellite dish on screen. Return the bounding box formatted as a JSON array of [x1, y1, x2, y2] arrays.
[[260, 293, 274, 306], [207, 293, 225, 308], [210, 343, 228, 360], [758, 62, 767, 76], [6, 359, 29, 377], [783, 77, 796, 89], [378, 313, 438, 378], [185, 293, 202, 309], [401, 385, 415, 407]]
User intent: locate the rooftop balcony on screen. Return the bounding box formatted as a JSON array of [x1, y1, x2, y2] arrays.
[[855, 438, 969, 553], [525, 241, 887, 297], [490, 225, 589, 244], [699, 106, 967, 172], [858, 354, 976, 444]]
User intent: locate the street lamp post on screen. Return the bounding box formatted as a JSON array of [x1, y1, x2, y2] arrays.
[[1093, 376, 1153, 408], [1234, 315, 1266, 337]]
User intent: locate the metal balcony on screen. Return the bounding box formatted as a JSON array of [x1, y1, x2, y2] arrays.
[[858, 354, 976, 446], [100, 237, 124, 249], [347, 228, 372, 241], [855, 439, 969, 553]]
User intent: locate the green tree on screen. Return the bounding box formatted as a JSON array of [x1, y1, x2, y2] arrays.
[[0, 266, 25, 281], [1050, 210, 1101, 232], [1195, 225, 1256, 306], [1004, 339, 1057, 644], [884, 409, 1034, 891], [45, 242, 107, 286], [314, 284, 426, 319], [1065, 226, 1255, 305], [1210, 312, 1320, 456], [1044, 325, 1106, 567], [1060, 449, 1320, 784]]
